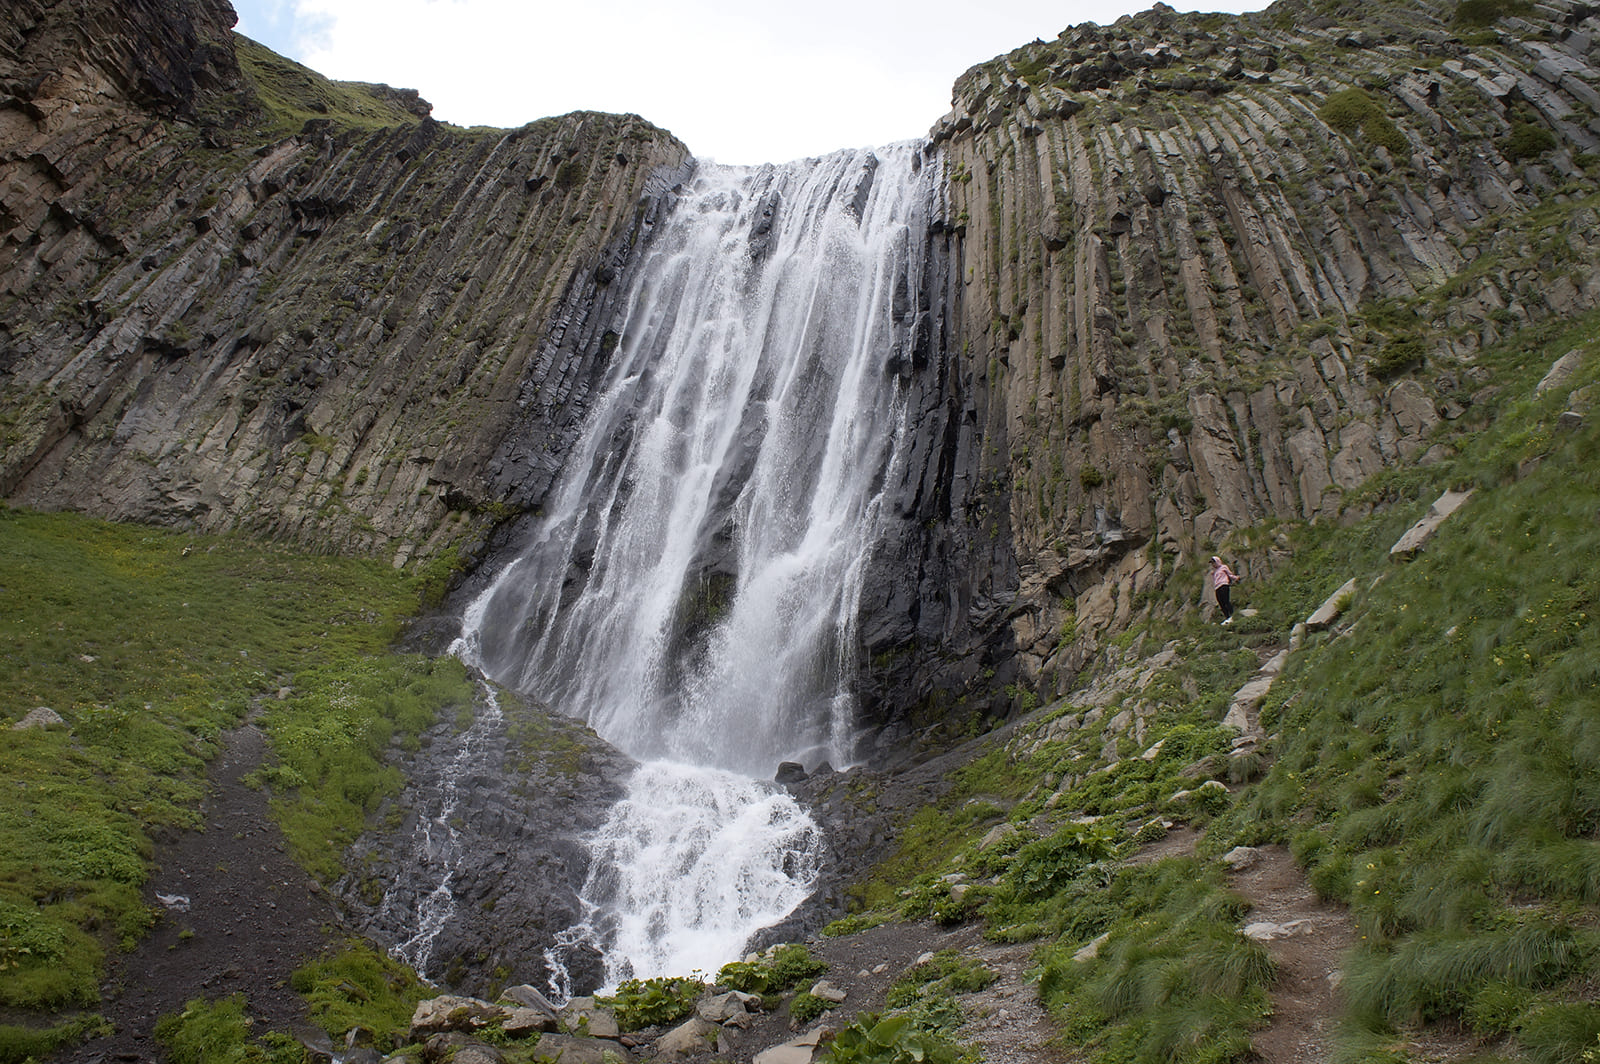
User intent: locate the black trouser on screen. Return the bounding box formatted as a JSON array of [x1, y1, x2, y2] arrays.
[[1216, 584, 1233, 619]]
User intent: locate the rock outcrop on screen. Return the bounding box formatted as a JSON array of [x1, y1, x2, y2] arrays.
[[335, 685, 634, 997]]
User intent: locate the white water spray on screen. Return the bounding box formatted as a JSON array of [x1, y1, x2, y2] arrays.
[[456, 145, 937, 985]]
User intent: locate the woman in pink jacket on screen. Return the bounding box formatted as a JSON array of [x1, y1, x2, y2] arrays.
[[1210, 556, 1238, 624]]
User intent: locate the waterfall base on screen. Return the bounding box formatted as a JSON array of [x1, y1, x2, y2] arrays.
[[334, 681, 635, 996]]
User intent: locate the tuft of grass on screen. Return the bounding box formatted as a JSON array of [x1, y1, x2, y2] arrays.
[[1318, 88, 1409, 154], [289, 942, 431, 1049], [1037, 858, 1272, 1064]]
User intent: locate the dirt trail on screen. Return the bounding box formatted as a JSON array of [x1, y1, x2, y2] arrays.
[[61, 720, 341, 1063], [1227, 845, 1357, 1063]]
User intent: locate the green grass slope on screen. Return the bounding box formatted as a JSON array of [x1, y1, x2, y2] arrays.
[[233, 35, 429, 139], [837, 312, 1599, 1064], [0, 510, 471, 1057]]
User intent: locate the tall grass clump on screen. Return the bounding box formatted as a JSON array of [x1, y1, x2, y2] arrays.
[[1038, 859, 1273, 1064]]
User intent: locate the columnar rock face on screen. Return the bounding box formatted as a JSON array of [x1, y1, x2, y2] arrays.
[[912, 0, 1600, 707], [1, 0, 691, 566], [4, 0, 1599, 734]]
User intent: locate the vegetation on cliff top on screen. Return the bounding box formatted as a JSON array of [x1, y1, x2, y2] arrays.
[[234, 35, 429, 140]]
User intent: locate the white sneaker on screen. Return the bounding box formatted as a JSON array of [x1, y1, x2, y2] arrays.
[[1222, 617, 1233, 625]]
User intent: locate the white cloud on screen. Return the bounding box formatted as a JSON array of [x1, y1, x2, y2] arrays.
[[236, 0, 1267, 165]]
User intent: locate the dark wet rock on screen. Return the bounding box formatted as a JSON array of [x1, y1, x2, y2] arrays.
[[336, 685, 634, 998]]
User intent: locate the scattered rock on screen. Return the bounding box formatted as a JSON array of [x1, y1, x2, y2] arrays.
[[698, 991, 758, 1027], [409, 996, 505, 1038], [656, 1016, 724, 1059], [1243, 918, 1317, 941], [1223, 846, 1262, 871], [810, 980, 848, 1004], [1074, 931, 1112, 962], [1390, 489, 1474, 559], [1536, 349, 1584, 395], [527, 1032, 628, 1063]]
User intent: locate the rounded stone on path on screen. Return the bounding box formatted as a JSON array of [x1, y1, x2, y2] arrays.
[[1223, 846, 1262, 871], [810, 980, 847, 1004], [1244, 918, 1315, 941], [1074, 931, 1112, 962]]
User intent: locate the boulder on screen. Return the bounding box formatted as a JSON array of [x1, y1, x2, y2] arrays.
[[422, 1033, 503, 1064], [11, 707, 65, 730], [501, 1006, 558, 1036], [809, 980, 848, 1004], [1535, 349, 1584, 395], [1222, 846, 1262, 871], [655, 1016, 724, 1059], [529, 1033, 630, 1064], [698, 991, 757, 1028], [500, 984, 559, 1013], [409, 996, 505, 1038], [1073, 931, 1112, 962], [558, 997, 621, 1039], [1389, 489, 1474, 559], [1244, 919, 1316, 940], [1221, 675, 1275, 732], [753, 1025, 829, 1064]]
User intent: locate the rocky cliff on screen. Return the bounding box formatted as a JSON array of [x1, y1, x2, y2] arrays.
[[884, 0, 1600, 723], [1, 0, 690, 566], [4, 0, 1599, 738]]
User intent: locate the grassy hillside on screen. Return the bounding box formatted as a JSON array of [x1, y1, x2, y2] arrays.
[[836, 311, 1600, 1063], [0, 330, 1594, 1062], [0, 510, 471, 1059]]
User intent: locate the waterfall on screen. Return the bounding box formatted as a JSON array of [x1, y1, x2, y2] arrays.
[[455, 144, 936, 986]]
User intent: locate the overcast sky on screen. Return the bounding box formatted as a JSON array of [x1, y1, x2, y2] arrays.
[[231, 0, 1269, 166]]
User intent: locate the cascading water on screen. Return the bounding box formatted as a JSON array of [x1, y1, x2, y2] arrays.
[[454, 144, 937, 987], [375, 681, 504, 977]]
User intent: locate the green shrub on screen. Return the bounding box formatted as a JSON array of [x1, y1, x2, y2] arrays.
[[1007, 821, 1118, 900], [1454, 0, 1533, 26], [153, 995, 297, 1064], [598, 975, 704, 1031], [820, 1013, 964, 1064], [718, 943, 826, 995], [0, 1015, 111, 1064], [790, 991, 835, 1025], [1318, 89, 1408, 154], [553, 160, 584, 190], [1370, 335, 1425, 378], [289, 942, 430, 1049], [1502, 122, 1556, 161]]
